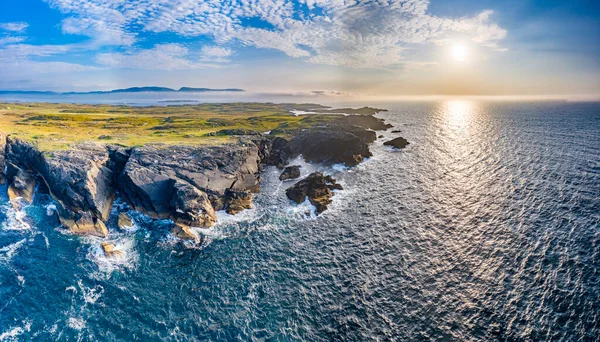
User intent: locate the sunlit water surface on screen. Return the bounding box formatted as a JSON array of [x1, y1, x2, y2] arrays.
[[1, 100, 599, 341]]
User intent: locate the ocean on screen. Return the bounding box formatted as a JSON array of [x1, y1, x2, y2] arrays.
[[1, 99, 599, 341]]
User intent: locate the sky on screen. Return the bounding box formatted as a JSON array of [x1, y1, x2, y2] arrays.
[[0, 0, 599, 97]]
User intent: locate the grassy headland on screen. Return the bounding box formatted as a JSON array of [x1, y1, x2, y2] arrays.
[[0, 102, 341, 151]]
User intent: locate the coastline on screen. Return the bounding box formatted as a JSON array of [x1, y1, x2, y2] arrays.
[[0, 102, 404, 252]]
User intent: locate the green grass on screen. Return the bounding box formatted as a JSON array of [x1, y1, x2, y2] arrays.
[[0, 102, 336, 151]]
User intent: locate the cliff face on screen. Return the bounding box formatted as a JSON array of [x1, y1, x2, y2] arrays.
[[0, 133, 6, 184], [0, 137, 264, 237], [4, 138, 121, 236], [118, 142, 261, 228], [0, 111, 392, 238]]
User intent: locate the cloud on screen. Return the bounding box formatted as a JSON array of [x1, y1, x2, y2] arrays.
[[0, 37, 25, 46], [0, 22, 29, 33], [95, 43, 227, 70], [39, 0, 507, 69], [201, 46, 233, 58]]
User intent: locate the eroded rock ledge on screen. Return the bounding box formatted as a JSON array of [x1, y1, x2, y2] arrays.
[[0, 110, 393, 239]]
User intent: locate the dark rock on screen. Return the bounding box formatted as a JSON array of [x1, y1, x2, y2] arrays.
[[257, 137, 290, 168], [391, 130, 402, 133], [7, 166, 35, 209], [378, 135, 384, 139], [286, 172, 343, 214], [334, 114, 392, 130], [118, 142, 261, 226], [0, 133, 6, 184], [384, 137, 410, 149], [288, 125, 376, 167], [70, 212, 109, 237], [279, 165, 301, 181], [170, 181, 216, 227], [4, 138, 120, 236]]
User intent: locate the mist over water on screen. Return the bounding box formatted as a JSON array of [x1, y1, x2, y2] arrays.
[[1, 100, 599, 341]]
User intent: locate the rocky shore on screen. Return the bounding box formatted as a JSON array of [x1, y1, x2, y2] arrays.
[[0, 106, 405, 243]]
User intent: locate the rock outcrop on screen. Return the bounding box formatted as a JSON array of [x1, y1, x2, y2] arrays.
[[117, 212, 134, 230], [384, 137, 410, 149], [7, 167, 36, 208], [118, 142, 261, 228], [0, 133, 6, 185], [4, 137, 123, 237], [256, 137, 290, 168], [288, 125, 377, 166], [286, 172, 343, 214], [279, 165, 301, 181], [171, 224, 200, 244], [1, 108, 392, 238], [101, 242, 124, 258]]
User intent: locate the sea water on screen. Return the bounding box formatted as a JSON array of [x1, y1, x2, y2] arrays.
[[0, 100, 599, 341]]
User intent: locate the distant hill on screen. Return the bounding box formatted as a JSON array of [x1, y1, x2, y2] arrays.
[[0, 87, 245, 95]]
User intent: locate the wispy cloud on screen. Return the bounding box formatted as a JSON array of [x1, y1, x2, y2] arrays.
[[0, 22, 29, 33], [95, 43, 228, 70], [0, 36, 25, 46], [41, 0, 507, 68]]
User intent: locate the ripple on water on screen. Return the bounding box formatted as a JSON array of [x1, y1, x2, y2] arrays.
[[0, 101, 599, 340]]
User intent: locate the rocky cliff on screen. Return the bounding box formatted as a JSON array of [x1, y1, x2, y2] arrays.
[[0, 110, 393, 238], [0, 137, 265, 237], [118, 142, 262, 228]]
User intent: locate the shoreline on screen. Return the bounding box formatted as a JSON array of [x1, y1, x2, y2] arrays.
[[0, 102, 406, 251]]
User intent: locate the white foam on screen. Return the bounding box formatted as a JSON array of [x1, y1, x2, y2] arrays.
[[0, 322, 31, 341], [2, 204, 32, 231], [67, 317, 86, 331], [46, 204, 57, 216], [214, 207, 263, 226], [82, 230, 138, 278], [287, 197, 318, 220], [0, 239, 27, 262]]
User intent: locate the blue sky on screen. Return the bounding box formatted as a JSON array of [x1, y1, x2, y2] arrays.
[[0, 0, 598, 96]]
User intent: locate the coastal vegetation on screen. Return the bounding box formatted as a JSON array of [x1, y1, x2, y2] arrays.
[[0, 102, 338, 151]]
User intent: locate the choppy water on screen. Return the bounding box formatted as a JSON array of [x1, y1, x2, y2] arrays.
[[1, 100, 599, 341]]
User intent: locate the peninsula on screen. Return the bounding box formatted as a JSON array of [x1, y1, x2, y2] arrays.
[[0, 102, 404, 247]]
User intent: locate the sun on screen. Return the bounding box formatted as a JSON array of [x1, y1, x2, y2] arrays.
[[452, 44, 468, 62]]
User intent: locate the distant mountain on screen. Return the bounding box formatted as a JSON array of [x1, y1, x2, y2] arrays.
[[0, 87, 245, 95]]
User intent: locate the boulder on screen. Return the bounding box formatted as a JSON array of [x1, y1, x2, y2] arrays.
[[117, 212, 134, 230], [224, 189, 252, 215], [171, 224, 200, 244], [70, 212, 109, 237], [100, 242, 125, 258], [384, 137, 410, 149], [286, 172, 343, 214], [170, 181, 216, 227], [279, 165, 301, 181]]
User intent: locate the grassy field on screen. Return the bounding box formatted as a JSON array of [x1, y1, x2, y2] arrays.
[[0, 102, 335, 151]]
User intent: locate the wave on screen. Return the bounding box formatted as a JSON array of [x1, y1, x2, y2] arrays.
[[0, 239, 27, 263], [0, 321, 31, 341]]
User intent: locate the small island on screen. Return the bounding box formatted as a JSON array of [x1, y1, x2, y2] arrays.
[[0, 102, 403, 246]]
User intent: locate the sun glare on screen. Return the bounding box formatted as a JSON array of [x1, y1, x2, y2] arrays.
[[452, 44, 468, 62]]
